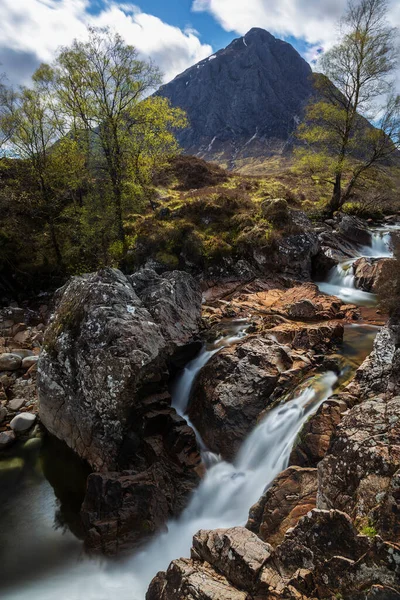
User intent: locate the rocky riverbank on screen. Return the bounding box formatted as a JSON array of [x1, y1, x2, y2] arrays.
[[1, 209, 399, 599]]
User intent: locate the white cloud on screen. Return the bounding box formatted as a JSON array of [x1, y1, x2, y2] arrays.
[[0, 0, 213, 85], [192, 0, 400, 53]]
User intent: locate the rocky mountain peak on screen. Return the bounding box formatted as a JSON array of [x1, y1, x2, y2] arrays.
[[157, 28, 313, 168]]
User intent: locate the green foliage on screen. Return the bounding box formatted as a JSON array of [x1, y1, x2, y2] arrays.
[[296, 0, 400, 214], [360, 524, 378, 538], [0, 28, 189, 291]]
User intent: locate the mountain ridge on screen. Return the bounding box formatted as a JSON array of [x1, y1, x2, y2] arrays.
[[157, 28, 314, 169]]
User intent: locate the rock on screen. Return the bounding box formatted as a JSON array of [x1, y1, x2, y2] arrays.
[[0, 406, 6, 422], [337, 214, 372, 246], [354, 322, 400, 398], [81, 391, 202, 554], [0, 430, 16, 448], [188, 336, 288, 460], [147, 510, 400, 599], [285, 299, 318, 321], [38, 268, 202, 471], [318, 396, 400, 543], [10, 349, 35, 359], [247, 466, 318, 546], [147, 558, 248, 600], [9, 412, 36, 432], [353, 257, 393, 292], [191, 527, 272, 590], [13, 330, 31, 345], [21, 355, 39, 370], [289, 398, 349, 467], [8, 397, 25, 411], [0, 353, 22, 371]]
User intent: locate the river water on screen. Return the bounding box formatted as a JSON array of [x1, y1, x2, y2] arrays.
[[0, 226, 394, 600], [317, 226, 398, 305]]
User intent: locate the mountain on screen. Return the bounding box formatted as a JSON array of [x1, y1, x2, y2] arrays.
[[157, 28, 314, 169]]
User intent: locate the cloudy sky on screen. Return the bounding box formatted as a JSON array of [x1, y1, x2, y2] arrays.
[[1, 0, 399, 86]]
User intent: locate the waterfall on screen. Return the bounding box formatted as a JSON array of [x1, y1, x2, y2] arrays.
[[317, 225, 397, 304], [4, 369, 337, 600]]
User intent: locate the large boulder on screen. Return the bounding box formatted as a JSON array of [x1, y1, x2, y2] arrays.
[[354, 321, 400, 398], [38, 268, 202, 471], [251, 211, 320, 280], [38, 268, 203, 553], [317, 396, 400, 544], [188, 336, 310, 460]]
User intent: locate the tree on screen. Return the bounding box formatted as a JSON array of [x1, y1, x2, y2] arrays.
[[45, 27, 187, 245], [0, 82, 87, 267], [297, 0, 400, 215]]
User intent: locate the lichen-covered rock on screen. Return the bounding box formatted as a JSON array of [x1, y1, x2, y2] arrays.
[[146, 558, 248, 600], [337, 214, 372, 247], [317, 396, 400, 543], [38, 268, 202, 471], [38, 268, 203, 554], [191, 527, 272, 590], [247, 466, 318, 546], [354, 322, 400, 398]]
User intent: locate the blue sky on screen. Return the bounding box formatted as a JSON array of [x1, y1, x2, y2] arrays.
[[0, 0, 398, 86]]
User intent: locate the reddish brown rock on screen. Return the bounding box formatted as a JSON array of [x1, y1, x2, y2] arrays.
[[289, 397, 350, 467], [353, 257, 394, 292], [247, 466, 318, 546]]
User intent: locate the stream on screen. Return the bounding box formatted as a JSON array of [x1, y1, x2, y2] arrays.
[[0, 225, 397, 600]]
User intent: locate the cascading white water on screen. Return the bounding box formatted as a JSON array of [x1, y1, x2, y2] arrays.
[[3, 369, 337, 600], [317, 226, 398, 304]]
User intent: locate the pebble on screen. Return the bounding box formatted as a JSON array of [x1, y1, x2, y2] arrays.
[[0, 353, 22, 371], [22, 356, 39, 369], [10, 412, 36, 432], [8, 398, 25, 411], [0, 406, 7, 423], [0, 430, 16, 448]]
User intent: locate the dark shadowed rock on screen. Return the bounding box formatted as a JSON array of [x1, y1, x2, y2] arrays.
[[157, 28, 313, 167], [188, 336, 300, 460], [289, 397, 350, 467], [337, 214, 372, 247]]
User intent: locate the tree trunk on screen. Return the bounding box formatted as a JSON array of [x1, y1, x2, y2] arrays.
[[49, 221, 63, 268], [328, 172, 342, 216], [112, 183, 126, 246]]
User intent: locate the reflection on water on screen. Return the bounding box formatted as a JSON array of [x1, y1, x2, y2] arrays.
[[0, 435, 89, 593]]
